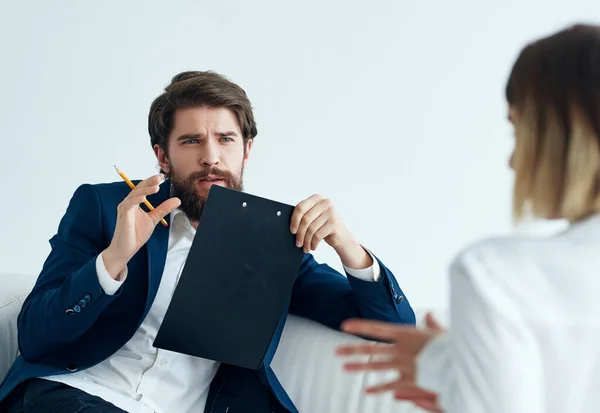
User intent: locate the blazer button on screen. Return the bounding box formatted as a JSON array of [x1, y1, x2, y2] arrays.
[[66, 364, 78, 372], [84, 294, 91, 303], [65, 309, 75, 316], [78, 299, 87, 308], [395, 295, 404, 304], [74, 305, 81, 313]]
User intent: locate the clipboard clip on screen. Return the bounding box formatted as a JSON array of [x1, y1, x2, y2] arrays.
[[241, 200, 282, 216]]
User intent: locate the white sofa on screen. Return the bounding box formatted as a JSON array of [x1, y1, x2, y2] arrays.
[[0, 273, 443, 412]]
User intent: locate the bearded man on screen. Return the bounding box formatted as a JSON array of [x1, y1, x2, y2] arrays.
[[0, 71, 415, 413]]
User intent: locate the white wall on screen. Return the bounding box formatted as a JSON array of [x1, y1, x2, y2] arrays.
[[0, 0, 596, 309]]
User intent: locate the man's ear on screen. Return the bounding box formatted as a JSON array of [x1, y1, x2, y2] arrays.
[[243, 139, 253, 166], [154, 144, 170, 174]]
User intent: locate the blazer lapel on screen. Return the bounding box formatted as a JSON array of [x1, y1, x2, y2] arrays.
[[143, 181, 172, 314]]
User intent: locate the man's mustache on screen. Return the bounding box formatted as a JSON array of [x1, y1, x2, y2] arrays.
[[187, 168, 234, 181]]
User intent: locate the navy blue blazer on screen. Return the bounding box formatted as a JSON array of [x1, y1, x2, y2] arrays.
[[0, 181, 415, 413]]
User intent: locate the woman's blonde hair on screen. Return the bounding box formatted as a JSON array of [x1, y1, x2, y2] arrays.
[[506, 24, 600, 223]]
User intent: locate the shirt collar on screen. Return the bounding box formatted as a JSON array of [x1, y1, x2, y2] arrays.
[[170, 208, 196, 234]]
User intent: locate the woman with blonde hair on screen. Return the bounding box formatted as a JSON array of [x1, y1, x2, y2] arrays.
[[336, 23, 600, 413]]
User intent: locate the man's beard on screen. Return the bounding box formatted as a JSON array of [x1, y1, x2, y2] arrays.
[[166, 165, 244, 222]]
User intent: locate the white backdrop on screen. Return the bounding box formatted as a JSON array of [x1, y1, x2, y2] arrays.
[[0, 0, 595, 309]]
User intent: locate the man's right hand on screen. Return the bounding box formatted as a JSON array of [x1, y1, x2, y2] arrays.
[[102, 174, 181, 280]]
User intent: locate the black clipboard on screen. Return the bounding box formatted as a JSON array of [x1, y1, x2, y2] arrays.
[[153, 185, 305, 370]]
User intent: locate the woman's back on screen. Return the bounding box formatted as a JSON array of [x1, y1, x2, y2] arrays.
[[422, 214, 600, 412]]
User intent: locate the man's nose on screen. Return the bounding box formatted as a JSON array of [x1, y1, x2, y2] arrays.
[[200, 142, 220, 166]]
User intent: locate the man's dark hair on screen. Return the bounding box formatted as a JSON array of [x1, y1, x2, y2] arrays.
[[148, 71, 258, 153]]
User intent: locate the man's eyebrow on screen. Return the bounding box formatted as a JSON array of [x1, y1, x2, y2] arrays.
[[176, 131, 240, 141], [176, 133, 203, 141], [216, 131, 240, 137]]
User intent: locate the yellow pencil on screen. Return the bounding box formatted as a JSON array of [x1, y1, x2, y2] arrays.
[[114, 166, 168, 227]]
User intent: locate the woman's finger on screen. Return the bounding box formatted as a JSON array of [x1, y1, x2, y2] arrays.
[[341, 319, 427, 342], [336, 343, 396, 357]]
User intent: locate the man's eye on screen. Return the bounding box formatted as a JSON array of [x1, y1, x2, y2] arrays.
[[184, 139, 199, 144], [220, 137, 233, 142]]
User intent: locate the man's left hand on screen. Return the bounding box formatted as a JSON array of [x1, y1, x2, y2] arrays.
[[290, 194, 373, 269], [290, 194, 352, 253], [290, 195, 373, 270]]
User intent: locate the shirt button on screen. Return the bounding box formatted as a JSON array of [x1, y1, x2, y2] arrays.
[[159, 358, 168, 366]]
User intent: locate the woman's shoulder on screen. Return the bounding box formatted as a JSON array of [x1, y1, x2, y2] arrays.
[[448, 233, 565, 315], [451, 235, 529, 269], [452, 220, 571, 268], [448, 233, 548, 288]]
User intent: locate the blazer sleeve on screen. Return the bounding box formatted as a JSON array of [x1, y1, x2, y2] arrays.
[[415, 249, 545, 413], [288, 252, 416, 330], [17, 184, 121, 363]]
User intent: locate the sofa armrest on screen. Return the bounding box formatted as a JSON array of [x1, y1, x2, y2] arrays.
[[0, 274, 35, 380]]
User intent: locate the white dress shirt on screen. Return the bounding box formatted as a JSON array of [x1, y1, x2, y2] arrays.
[[43, 208, 380, 413], [416, 214, 600, 413]]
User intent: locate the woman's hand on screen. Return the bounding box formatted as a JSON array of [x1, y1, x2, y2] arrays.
[[336, 313, 445, 412]]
